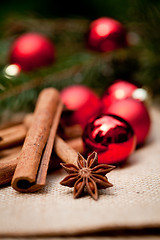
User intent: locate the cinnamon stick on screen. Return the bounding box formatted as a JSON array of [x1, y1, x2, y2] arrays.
[[11, 88, 63, 193], [0, 124, 27, 149], [62, 124, 83, 139], [0, 136, 83, 186], [66, 137, 84, 153], [24, 113, 83, 139], [0, 118, 83, 187], [0, 145, 21, 158], [54, 135, 78, 165], [0, 146, 21, 186], [23, 113, 83, 165]]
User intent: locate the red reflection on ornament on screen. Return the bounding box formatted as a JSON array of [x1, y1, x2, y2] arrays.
[[87, 17, 127, 52], [83, 114, 136, 165], [102, 80, 137, 109], [9, 33, 55, 71], [106, 98, 151, 146], [60, 85, 101, 128]]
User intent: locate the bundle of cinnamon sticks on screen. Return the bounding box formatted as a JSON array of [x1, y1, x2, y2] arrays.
[[0, 88, 84, 192]]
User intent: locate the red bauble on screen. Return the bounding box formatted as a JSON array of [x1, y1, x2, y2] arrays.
[[9, 33, 55, 71], [83, 114, 136, 165], [106, 98, 151, 146], [87, 17, 127, 52], [60, 85, 101, 128], [102, 80, 137, 109]]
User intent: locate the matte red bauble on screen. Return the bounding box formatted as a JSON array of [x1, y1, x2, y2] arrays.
[[106, 98, 151, 146], [102, 80, 137, 109], [87, 17, 127, 52], [9, 33, 55, 71], [83, 114, 136, 165], [60, 85, 101, 128]]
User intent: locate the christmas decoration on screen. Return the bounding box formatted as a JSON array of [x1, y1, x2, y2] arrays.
[[1, 16, 159, 119], [83, 114, 136, 165], [9, 33, 55, 71], [87, 17, 127, 52], [106, 98, 151, 145], [132, 88, 149, 102], [60, 151, 115, 200], [3, 64, 21, 79], [102, 80, 138, 109], [60, 85, 101, 128]]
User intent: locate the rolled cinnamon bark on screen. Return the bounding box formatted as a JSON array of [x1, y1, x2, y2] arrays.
[[62, 124, 83, 139], [24, 113, 83, 139], [54, 136, 77, 165], [66, 137, 83, 153], [23, 113, 83, 165], [0, 124, 27, 149], [11, 88, 63, 193], [0, 146, 21, 186], [0, 136, 84, 186], [0, 145, 21, 158]]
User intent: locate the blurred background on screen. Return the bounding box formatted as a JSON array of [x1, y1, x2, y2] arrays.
[[0, 0, 160, 121]]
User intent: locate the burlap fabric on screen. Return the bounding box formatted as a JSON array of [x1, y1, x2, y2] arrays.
[[0, 107, 160, 237]]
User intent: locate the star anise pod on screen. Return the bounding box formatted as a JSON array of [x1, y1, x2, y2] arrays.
[[60, 151, 115, 200]]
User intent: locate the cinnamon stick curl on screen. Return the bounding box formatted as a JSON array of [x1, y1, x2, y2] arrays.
[[11, 88, 63, 192]]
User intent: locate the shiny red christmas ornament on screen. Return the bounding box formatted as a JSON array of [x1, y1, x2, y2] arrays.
[[106, 98, 151, 146], [87, 17, 127, 52], [102, 80, 137, 109], [9, 33, 55, 71], [83, 114, 136, 165], [60, 85, 101, 128]]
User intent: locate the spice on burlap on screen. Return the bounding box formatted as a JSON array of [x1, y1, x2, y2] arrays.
[[60, 151, 115, 200], [11, 88, 63, 193]]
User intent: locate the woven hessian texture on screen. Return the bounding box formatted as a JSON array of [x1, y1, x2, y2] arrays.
[[0, 107, 160, 237]]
